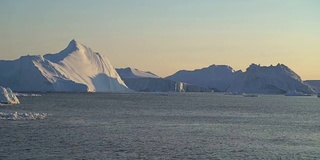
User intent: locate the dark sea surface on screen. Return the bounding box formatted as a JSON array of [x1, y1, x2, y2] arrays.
[[1, 93, 320, 159]]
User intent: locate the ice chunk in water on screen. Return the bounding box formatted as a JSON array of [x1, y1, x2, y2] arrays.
[[0, 112, 50, 120], [0, 87, 20, 104]]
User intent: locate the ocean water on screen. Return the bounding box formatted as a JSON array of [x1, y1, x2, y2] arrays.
[[0, 93, 320, 159]]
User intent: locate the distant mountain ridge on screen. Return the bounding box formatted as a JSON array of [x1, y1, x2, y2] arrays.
[[0, 40, 130, 92]]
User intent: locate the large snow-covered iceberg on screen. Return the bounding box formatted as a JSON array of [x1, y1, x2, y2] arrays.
[[227, 64, 314, 94], [0, 87, 20, 104], [0, 40, 130, 92], [166, 63, 314, 94], [116, 67, 212, 92]]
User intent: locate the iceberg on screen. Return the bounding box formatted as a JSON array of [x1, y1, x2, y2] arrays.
[[0, 87, 20, 104], [166, 63, 314, 94], [227, 64, 315, 94], [243, 94, 260, 97], [0, 40, 130, 92]]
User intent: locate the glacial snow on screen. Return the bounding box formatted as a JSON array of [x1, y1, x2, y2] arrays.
[[0, 87, 20, 104], [0, 40, 130, 92]]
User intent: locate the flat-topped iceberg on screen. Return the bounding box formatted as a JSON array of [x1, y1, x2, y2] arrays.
[[0, 87, 20, 104]]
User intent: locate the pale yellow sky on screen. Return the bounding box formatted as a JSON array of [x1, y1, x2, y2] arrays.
[[1, 0, 319, 80]]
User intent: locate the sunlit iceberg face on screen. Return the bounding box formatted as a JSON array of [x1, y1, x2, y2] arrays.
[[0, 40, 131, 93], [0, 87, 20, 104]]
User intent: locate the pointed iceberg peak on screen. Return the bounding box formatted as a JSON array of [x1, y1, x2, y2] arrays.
[[65, 39, 83, 51], [68, 39, 82, 46], [44, 39, 89, 63], [68, 39, 77, 46]]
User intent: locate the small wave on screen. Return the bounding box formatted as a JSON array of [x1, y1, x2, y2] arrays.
[[15, 93, 41, 97], [0, 112, 50, 120]]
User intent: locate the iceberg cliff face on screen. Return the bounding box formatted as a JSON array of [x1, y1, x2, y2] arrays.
[[116, 68, 211, 92], [166, 65, 240, 92], [227, 64, 314, 94], [0, 40, 130, 92]]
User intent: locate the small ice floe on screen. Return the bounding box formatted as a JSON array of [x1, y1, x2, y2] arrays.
[[0, 112, 50, 120], [0, 87, 20, 104], [224, 92, 243, 95], [285, 90, 312, 96], [243, 93, 260, 97], [15, 93, 41, 97]]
